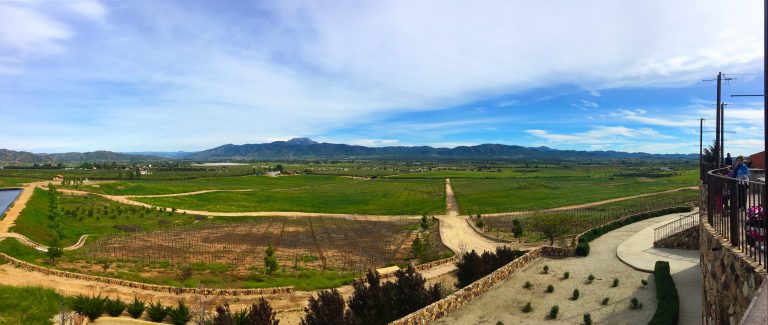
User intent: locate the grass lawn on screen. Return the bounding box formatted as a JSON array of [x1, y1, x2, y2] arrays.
[[134, 178, 446, 215], [0, 178, 28, 188], [453, 169, 697, 214], [77, 174, 352, 195], [10, 188, 203, 246], [0, 285, 62, 325]]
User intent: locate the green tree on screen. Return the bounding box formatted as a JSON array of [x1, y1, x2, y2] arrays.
[[47, 236, 63, 263], [264, 244, 279, 275], [530, 214, 570, 246], [511, 219, 523, 242]]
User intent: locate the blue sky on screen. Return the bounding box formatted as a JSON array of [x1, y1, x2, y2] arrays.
[[0, 0, 764, 154]]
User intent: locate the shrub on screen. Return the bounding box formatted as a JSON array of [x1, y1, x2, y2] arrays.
[[583, 312, 592, 325], [548, 305, 559, 319], [126, 298, 145, 319], [575, 242, 590, 256], [543, 265, 549, 274], [147, 301, 169, 323], [167, 300, 191, 325], [571, 289, 580, 300], [75, 294, 106, 321], [612, 278, 619, 287], [563, 271, 570, 279], [475, 219, 485, 228], [455, 247, 526, 288], [249, 298, 279, 325], [104, 298, 126, 317], [630, 297, 640, 310], [546, 285, 554, 293], [512, 219, 524, 241], [523, 281, 532, 289], [300, 289, 350, 325], [348, 265, 441, 325], [587, 274, 595, 284], [264, 244, 279, 275], [649, 261, 679, 324], [601, 297, 609, 305], [496, 322, 504, 325], [641, 279, 648, 288], [177, 265, 193, 281], [522, 302, 532, 313]]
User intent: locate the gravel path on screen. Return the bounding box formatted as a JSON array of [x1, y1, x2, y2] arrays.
[[434, 214, 681, 325], [438, 179, 506, 254]]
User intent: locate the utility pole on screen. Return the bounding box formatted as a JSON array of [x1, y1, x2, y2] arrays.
[[700, 118, 704, 181], [720, 102, 727, 161], [715, 72, 722, 166]]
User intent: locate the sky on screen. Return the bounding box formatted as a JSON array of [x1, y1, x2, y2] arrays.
[[0, 0, 765, 154]]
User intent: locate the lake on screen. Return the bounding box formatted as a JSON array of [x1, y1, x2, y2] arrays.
[[0, 188, 22, 217]]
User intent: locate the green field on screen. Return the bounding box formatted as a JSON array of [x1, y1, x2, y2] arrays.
[[77, 175, 353, 195], [0, 284, 62, 325], [10, 188, 203, 246], [453, 168, 697, 214], [133, 178, 445, 215]]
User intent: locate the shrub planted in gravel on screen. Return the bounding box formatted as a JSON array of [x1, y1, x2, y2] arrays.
[[105, 298, 126, 317], [523, 281, 533, 289], [571, 289, 580, 300], [630, 297, 642, 310], [583, 313, 592, 325], [547, 305, 559, 319], [522, 302, 532, 313], [612, 278, 619, 287], [601, 297, 609, 305], [563, 271, 570, 279], [649, 261, 679, 325], [546, 285, 554, 293], [641, 279, 648, 288], [543, 265, 549, 274], [126, 298, 145, 319]]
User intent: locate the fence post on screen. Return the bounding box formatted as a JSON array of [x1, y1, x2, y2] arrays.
[[729, 179, 739, 246]]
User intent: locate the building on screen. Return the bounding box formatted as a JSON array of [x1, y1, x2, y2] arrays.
[[749, 151, 765, 169], [266, 171, 281, 177], [52, 174, 64, 181]]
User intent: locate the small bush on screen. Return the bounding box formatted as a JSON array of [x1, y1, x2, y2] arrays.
[[496, 322, 504, 325], [104, 298, 126, 317], [167, 300, 191, 325], [249, 298, 279, 325], [546, 285, 554, 293], [475, 219, 485, 228], [587, 274, 595, 284], [75, 294, 106, 321], [583, 312, 592, 325], [630, 297, 640, 310], [548, 305, 559, 319], [523, 281, 532, 289], [147, 301, 169, 323], [575, 242, 590, 256], [300, 289, 348, 325], [601, 297, 609, 305], [543, 265, 549, 274], [522, 302, 532, 313], [641, 279, 648, 288], [126, 298, 145, 319], [571, 289, 580, 300], [563, 271, 569, 279], [177, 265, 193, 281], [612, 278, 619, 287], [649, 261, 679, 324]]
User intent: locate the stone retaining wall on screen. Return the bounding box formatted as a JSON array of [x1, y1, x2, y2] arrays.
[[654, 224, 699, 250], [0, 253, 294, 296], [414, 255, 458, 271], [700, 222, 766, 325], [391, 247, 542, 325]]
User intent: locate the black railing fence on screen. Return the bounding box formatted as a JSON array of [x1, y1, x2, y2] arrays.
[[706, 168, 767, 267], [653, 212, 699, 243]]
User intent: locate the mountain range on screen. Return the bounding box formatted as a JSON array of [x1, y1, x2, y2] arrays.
[[0, 138, 697, 164]]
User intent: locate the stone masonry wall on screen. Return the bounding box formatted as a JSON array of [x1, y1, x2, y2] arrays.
[[0, 253, 294, 296], [390, 247, 542, 325], [654, 224, 700, 250], [700, 222, 766, 325]]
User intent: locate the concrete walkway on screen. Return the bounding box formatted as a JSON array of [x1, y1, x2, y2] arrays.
[[616, 212, 702, 325]]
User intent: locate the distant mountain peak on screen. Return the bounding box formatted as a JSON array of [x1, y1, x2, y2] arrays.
[[284, 137, 318, 145]]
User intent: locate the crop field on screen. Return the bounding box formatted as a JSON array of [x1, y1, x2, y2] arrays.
[[0, 165, 256, 182], [79, 174, 349, 195], [479, 189, 698, 242], [85, 217, 417, 273], [132, 178, 446, 215], [452, 168, 697, 214], [11, 188, 202, 246]]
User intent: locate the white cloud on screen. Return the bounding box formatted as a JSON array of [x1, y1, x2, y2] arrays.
[[0, 4, 72, 55], [526, 126, 673, 146], [612, 109, 700, 127], [588, 89, 601, 97], [349, 139, 401, 147], [67, 0, 107, 20]]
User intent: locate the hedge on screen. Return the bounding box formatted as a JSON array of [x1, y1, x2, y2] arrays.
[[575, 206, 691, 256], [649, 261, 679, 325]]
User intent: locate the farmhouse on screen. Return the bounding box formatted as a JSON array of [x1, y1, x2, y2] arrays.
[[266, 171, 281, 177], [52, 174, 64, 181]]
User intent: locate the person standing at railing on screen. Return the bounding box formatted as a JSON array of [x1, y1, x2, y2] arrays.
[[725, 153, 733, 166], [729, 156, 750, 210]]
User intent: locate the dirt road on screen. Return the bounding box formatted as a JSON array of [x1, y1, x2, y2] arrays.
[[438, 179, 506, 254]]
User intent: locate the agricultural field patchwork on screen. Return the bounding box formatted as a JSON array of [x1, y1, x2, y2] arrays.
[[132, 178, 446, 215], [452, 168, 697, 214]]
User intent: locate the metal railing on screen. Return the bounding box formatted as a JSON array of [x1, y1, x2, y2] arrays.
[[653, 212, 699, 243], [706, 168, 767, 267]]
